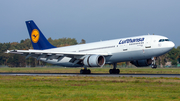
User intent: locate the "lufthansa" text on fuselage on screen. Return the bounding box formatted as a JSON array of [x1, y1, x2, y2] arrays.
[[119, 38, 145, 44]]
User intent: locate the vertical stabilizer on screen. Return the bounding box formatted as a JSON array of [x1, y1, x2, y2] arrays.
[[26, 20, 56, 50]]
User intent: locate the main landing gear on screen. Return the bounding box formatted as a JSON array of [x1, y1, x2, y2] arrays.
[[109, 63, 120, 74], [80, 67, 91, 74], [80, 63, 120, 74]]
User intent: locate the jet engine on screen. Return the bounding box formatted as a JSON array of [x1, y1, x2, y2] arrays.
[[83, 55, 105, 67], [130, 59, 152, 67]]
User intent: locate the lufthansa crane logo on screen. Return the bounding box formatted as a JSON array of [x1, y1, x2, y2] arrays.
[[31, 29, 40, 43]]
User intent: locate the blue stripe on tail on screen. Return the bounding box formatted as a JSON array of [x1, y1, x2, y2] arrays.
[[26, 20, 56, 50]]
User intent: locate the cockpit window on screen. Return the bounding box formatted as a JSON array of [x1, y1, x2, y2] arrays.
[[159, 39, 164, 42], [165, 39, 170, 41], [159, 39, 170, 42]]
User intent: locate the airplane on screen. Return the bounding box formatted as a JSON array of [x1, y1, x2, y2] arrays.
[[6, 20, 175, 74]]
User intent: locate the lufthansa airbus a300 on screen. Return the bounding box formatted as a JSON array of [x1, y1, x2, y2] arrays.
[[6, 20, 175, 74]]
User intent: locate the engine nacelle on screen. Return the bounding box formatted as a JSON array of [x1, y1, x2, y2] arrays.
[[83, 55, 105, 67], [130, 59, 152, 67]]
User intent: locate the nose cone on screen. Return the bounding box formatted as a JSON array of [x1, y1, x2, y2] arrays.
[[169, 41, 175, 48], [159, 41, 175, 55]]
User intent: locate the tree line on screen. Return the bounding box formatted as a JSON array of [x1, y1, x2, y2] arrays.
[[0, 38, 179, 67], [0, 38, 86, 67]]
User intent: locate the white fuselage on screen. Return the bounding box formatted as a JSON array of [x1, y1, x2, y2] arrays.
[[40, 35, 175, 67]]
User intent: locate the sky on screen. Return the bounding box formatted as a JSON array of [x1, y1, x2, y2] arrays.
[[0, 0, 180, 47]]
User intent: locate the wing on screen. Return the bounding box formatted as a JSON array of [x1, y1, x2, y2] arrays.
[[6, 49, 111, 65]]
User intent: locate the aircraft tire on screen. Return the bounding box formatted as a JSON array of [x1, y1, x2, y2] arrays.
[[87, 69, 91, 74], [151, 65, 157, 69], [109, 69, 120, 74], [80, 69, 91, 74], [116, 69, 120, 74], [80, 69, 83, 74], [109, 69, 112, 74]]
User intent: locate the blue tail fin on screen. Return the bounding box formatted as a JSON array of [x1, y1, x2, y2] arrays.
[[26, 20, 56, 50]]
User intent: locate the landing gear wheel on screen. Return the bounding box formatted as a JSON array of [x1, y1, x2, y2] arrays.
[[80, 69, 91, 74], [109, 69, 120, 74], [109, 63, 120, 74], [151, 65, 157, 69]]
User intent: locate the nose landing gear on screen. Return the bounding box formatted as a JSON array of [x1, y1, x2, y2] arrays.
[[151, 64, 157, 69], [151, 57, 157, 69]]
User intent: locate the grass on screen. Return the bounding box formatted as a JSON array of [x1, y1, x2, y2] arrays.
[[0, 67, 180, 74], [0, 75, 179, 101], [0, 67, 179, 100]]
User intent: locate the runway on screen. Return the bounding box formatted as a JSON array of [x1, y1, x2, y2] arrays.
[[0, 73, 180, 78]]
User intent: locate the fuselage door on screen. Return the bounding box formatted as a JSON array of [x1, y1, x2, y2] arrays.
[[122, 44, 128, 51], [145, 37, 152, 48]]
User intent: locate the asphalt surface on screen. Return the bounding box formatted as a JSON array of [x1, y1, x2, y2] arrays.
[[0, 73, 180, 78]]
